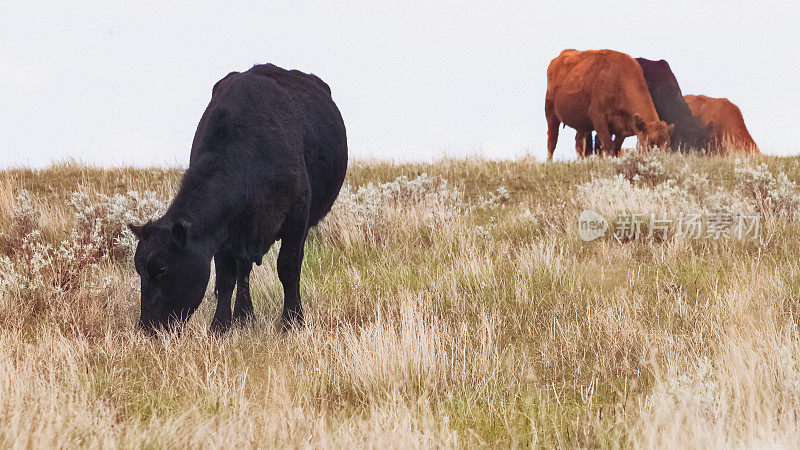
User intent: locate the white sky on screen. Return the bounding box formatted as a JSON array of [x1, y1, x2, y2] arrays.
[[1, 1, 798, 168]]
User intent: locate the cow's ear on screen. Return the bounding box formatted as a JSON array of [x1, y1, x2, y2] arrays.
[[634, 114, 646, 132], [172, 220, 191, 249], [128, 223, 145, 239], [667, 124, 675, 135]]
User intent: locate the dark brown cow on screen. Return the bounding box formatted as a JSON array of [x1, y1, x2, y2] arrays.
[[636, 58, 710, 150], [684, 95, 759, 154], [545, 49, 672, 160]]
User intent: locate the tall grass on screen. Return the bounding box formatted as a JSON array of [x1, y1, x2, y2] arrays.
[[1, 153, 799, 447]]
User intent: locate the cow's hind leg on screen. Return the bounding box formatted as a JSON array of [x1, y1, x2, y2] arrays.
[[232, 260, 254, 324], [575, 131, 593, 158], [277, 201, 310, 328], [545, 98, 560, 161], [211, 252, 236, 333]]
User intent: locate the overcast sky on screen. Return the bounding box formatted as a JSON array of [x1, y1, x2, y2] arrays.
[[1, 1, 797, 167]]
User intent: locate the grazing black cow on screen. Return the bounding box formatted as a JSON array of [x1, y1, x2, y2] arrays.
[[128, 64, 348, 332], [635, 58, 710, 150]]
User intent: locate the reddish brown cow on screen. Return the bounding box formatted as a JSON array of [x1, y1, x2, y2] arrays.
[[683, 95, 759, 154], [545, 49, 672, 160]]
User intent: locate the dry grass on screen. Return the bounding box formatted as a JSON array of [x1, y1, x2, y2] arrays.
[[1, 153, 800, 447]]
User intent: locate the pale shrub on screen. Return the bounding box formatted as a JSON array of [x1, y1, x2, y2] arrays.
[[68, 190, 167, 260], [681, 173, 711, 199], [615, 149, 668, 185], [474, 223, 494, 240], [703, 186, 757, 217], [578, 160, 794, 231], [477, 186, 510, 210], [0, 229, 116, 333], [10, 189, 40, 239], [734, 160, 800, 218], [377, 173, 438, 201], [0, 255, 13, 296], [14, 230, 106, 298], [0, 187, 164, 332], [576, 174, 698, 218], [319, 174, 463, 246], [319, 183, 389, 246], [422, 192, 462, 228], [518, 208, 538, 225]]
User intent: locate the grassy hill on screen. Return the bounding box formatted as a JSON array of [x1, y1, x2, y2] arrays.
[[2, 152, 800, 447]]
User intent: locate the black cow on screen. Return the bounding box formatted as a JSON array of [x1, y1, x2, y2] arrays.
[[128, 64, 348, 332], [635, 58, 710, 150]]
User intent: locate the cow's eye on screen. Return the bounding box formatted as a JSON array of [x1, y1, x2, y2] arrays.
[[147, 263, 168, 280]]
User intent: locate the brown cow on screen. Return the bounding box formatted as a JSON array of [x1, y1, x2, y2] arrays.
[[545, 49, 672, 160], [683, 94, 759, 154]]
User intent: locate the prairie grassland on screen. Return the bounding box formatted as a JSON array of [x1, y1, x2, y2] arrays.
[[2, 152, 800, 448]]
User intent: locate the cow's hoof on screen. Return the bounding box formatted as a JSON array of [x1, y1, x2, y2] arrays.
[[232, 309, 255, 326], [209, 319, 231, 335], [280, 312, 304, 331]]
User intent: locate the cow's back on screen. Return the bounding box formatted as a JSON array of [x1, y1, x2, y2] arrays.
[[189, 64, 348, 227], [684, 94, 758, 154], [546, 49, 659, 128], [247, 64, 348, 225]]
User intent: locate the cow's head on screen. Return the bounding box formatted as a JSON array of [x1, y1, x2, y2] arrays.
[[128, 220, 211, 333], [634, 114, 673, 150]]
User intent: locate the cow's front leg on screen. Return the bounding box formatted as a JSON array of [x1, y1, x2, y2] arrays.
[[613, 134, 626, 157], [233, 260, 254, 323], [575, 131, 587, 158], [211, 253, 236, 333], [593, 120, 614, 157]]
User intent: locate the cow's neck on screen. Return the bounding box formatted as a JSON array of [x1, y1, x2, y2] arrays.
[[164, 170, 239, 259], [625, 85, 661, 129]]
